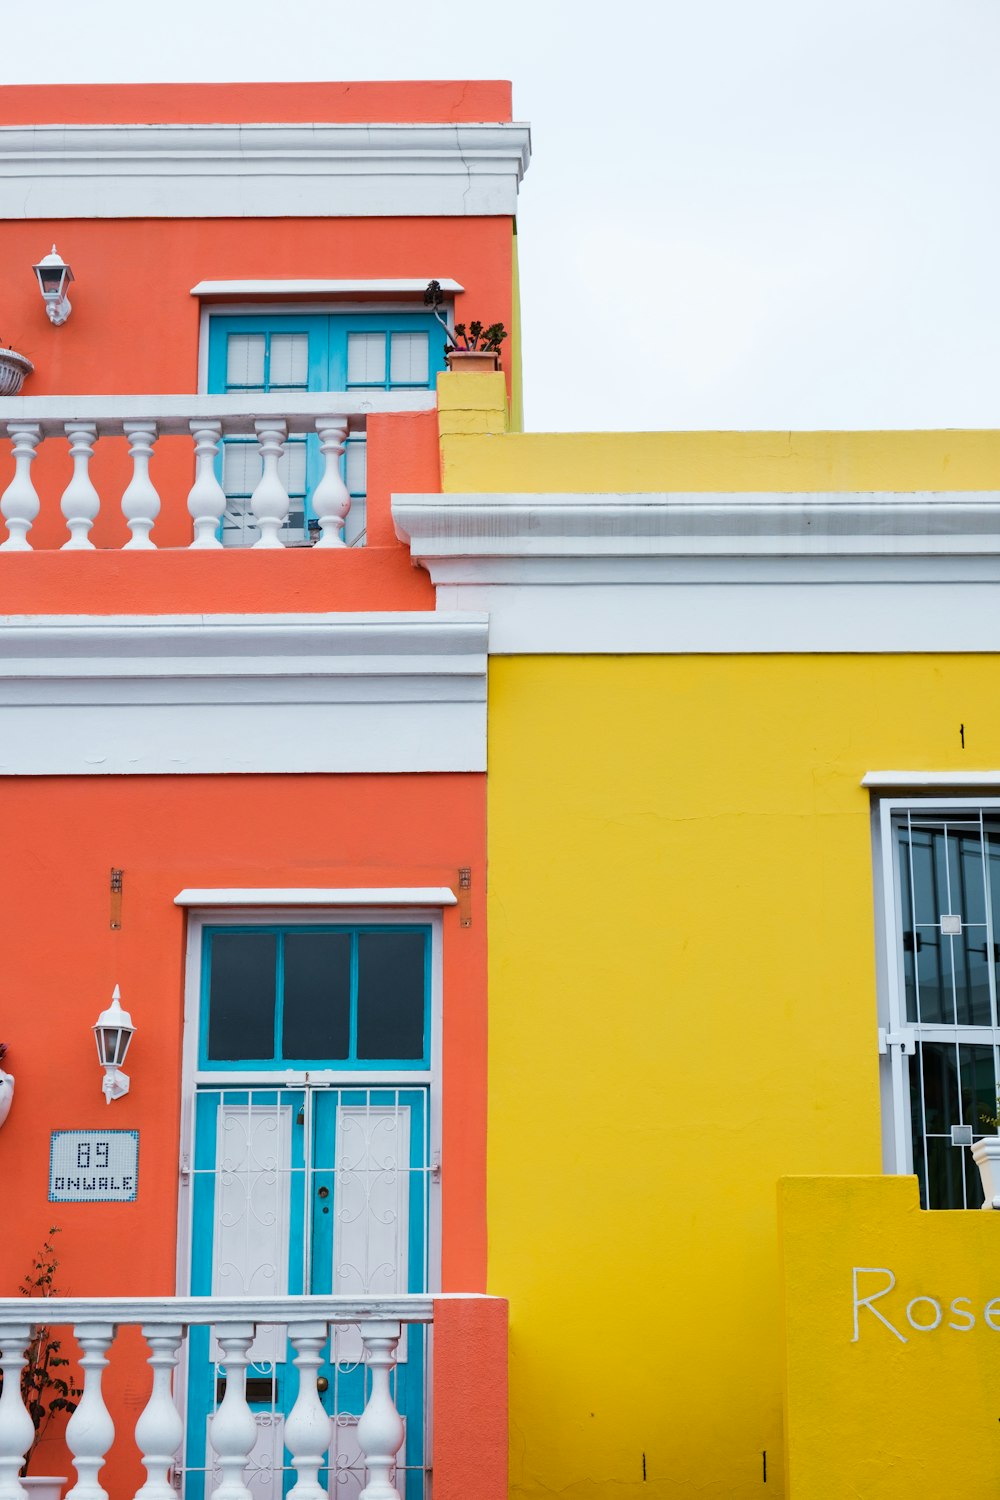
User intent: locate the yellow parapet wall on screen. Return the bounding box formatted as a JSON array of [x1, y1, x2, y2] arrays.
[[780, 1175, 1000, 1497], [436, 374, 1000, 491]]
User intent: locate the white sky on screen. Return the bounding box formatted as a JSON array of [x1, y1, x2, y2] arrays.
[[2, 0, 997, 433]]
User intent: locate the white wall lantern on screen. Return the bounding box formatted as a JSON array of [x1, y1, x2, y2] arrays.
[[33, 245, 74, 325], [94, 985, 135, 1103]]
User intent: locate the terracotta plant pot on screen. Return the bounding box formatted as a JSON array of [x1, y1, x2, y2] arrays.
[[971, 1136, 1000, 1208], [0, 347, 34, 396], [445, 349, 501, 373], [21, 1478, 68, 1500]]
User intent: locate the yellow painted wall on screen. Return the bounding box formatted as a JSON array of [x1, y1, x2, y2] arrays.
[[486, 653, 1000, 1500], [780, 1175, 1000, 1496]]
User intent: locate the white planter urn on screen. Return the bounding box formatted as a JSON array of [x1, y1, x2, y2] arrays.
[[0, 346, 34, 396], [0, 1063, 13, 1129], [21, 1479, 67, 1500], [971, 1136, 1000, 1209]]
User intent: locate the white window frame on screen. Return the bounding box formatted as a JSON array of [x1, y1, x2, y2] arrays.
[[874, 793, 1000, 1190]]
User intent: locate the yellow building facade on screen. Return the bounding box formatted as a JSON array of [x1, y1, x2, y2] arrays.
[[394, 378, 1000, 1497]]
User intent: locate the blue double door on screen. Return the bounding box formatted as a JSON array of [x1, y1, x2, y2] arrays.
[[186, 1084, 429, 1500]]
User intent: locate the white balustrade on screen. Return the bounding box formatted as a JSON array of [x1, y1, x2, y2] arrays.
[[0, 1295, 446, 1500], [121, 422, 160, 549], [285, 1321, 332, 1500], [0, 391, 436, 553], [134, 1323, 185, 1500], [188, 421, 226, 548], [0, 424, 40, 551], [61, 423, 100, 550], [250, 419, 290, 548], [0, 1323, 34, 1500], [313, 417, 351, 547], [357, 1322, 405, 1500]]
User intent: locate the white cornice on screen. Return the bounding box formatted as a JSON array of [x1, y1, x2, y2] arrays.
[[0, 612, 488, 774], [392, 490, 1000, 654], [0, 122, 531, 219]]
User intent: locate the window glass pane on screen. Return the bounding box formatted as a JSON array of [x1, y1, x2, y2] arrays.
[[207, 932, 277, 1060], [347, 333, 386, 385], [345, 437, 367, 496], [356, 932, 426, 1060], [226, 334, 266, 390], [279, 440, 308, 498], [282, 933, 352, 1059], [389, 332, 429, 385], [269, 333, 309, 390], [222, 441, 259, 497]]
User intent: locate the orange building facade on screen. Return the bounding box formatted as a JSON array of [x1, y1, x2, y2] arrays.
[[0, 80, 525, 1500]]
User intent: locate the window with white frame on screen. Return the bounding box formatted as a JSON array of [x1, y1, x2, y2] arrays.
[[877, 798, 1000, 1209]]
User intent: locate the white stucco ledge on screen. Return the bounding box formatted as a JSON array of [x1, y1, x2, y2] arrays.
[[191, 278, 465, 298], [392, 490, 1000, 655], [0, 612, 489, 774], [862, 772, 1000, 788], [175, 888, 458, 907]]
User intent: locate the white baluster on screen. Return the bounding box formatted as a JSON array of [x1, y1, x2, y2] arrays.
[[65, 1322, 115, 1500], [121, 423, 160, 550], [133, 1324, 185, 1500], [0, 1324, 34, 1500], [357, 1322, 403, 1500], [312, 418, 350, 548], [208, 1323, 257, 1500], [249, 420, 289, 549], [0, 424, 41, 551], [187, 422, 226, 549], [60, 423, 99, 550], [285, 1322, 331, 1500]]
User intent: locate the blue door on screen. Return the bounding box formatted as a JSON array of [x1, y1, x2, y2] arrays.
[[184, 925, 434, 1500], [206, 314, 445, 548]]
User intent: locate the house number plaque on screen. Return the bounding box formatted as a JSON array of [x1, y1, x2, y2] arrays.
[[49, 1129, 139, 1202]]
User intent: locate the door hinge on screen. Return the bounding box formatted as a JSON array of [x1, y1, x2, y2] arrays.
[[179, 1154, 192, 1181], [878, 1027, 916, 1056], [431, 1150, 442, 1183]]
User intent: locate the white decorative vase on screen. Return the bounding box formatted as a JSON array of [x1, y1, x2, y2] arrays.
[[0, 1067, 13, 1129], [21, 1478, 67, 1500], [0, 347, 34, 396], [971, 1136, 1000, 1209]]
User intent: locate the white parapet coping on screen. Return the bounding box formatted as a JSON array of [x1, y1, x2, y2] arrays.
[[190, 278, 465, 298], [392, 489, 1000, 654], [0, 122, 532, 219], [0, 612, 489, 774]]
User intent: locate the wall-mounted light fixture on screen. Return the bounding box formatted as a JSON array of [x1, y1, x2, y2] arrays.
[[94, 986, 135, 1104], [32, 245, 74, 325]]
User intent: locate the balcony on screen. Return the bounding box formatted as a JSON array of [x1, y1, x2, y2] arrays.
[[0, 393, 438, 552], [0, 1293, 506, 1500]]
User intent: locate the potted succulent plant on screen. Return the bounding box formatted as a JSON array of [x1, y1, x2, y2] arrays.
[[423, 281, 507, 372], [15, 1231, 82, 1499], [0, 1042, 13, 1129], [971, 1095, 1000, 1208], [0, 341, 33, 396]]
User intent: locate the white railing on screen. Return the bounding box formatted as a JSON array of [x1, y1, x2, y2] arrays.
[[0, 1294, 434, 1500], [0, 392, 436, 552]]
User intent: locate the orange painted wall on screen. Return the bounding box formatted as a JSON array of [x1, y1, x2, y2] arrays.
[[432, 1297, 509, 1500], [0, 81, 513, 126], [0, 772, 486, 1488]]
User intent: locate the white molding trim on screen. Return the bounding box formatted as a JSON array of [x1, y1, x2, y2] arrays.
[[174, 887, 457, 906], [393, 489, 1000, 653], [190, 278, 465, 298], [0, 122, 531, 219], [863, 772, 1000, 788], [0, 612, 488, 774]]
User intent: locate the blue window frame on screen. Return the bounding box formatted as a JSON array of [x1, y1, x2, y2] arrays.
[[199, 924, 432, 1071], [207, 313, 445, 547]]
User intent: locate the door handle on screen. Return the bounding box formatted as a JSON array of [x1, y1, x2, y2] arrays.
[[317, 1185, 330, 1199], [316, 1376, 329, 1394]]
